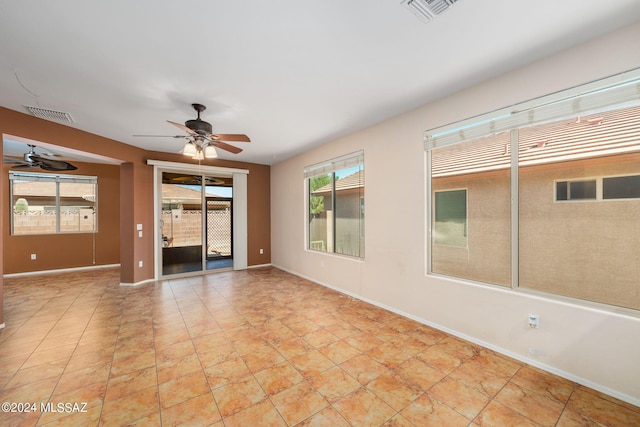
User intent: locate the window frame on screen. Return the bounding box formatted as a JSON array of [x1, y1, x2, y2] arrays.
[[304, 151, 364, 259], [554, 174, 640, 202], [9, 171, 98, 235], [425, 67, 640, 312], [602, 173, 640, 200], [554, 178, 598, 202]]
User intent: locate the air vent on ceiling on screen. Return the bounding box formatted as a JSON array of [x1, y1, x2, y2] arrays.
[[23, 105, 74, 123], [401, 0, 459, 22]]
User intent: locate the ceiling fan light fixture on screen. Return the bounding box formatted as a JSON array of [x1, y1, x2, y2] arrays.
[[193, 150, 204, 161], [182, 142, 197, 156], [137, 104, 248, 155], [204, 145, 218, 159]]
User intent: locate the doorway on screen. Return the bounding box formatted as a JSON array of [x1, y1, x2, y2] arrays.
[[160, 172, 234, 275], [150, 160, 248, 279]]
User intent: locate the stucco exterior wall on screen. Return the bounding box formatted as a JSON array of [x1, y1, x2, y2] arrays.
[[431, 152, 640, 310], [519, 154, 640, 309], [432, 171, 511, 287]]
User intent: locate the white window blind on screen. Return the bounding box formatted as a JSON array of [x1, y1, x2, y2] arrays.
[[304, 151, 364, 179], [9, 171, 98, 184], [425, 68, 640, 150]]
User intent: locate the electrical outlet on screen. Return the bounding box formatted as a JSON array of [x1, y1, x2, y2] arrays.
[[528, 314, 540, 329], [30, 253, 37, 260], [138, 261, 143, 268], [259, 248, 264, 254]]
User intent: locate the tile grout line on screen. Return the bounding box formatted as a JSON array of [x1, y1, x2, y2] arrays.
[[33, 275, 105, 426], [171, 277, 227, 425]]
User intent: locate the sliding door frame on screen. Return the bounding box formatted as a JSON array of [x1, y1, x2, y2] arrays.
[[148, 160, 249, 279]]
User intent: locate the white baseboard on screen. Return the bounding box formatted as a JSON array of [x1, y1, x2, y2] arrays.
[[248, 263, 273, 269], [0, 323, 5, 329], [3, 264, 120, 278], [120, 278, 157, 287], [272, 263, 640, 408]]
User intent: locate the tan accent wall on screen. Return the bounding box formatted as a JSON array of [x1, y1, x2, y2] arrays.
[[1, 107, 271, 287], [3, 161, 120, 274], [119, 162, 154, 284], [141, 152, 271, 267], [1, 106, 152, 285]]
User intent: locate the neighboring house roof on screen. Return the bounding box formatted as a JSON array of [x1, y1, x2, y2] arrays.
[[432, 105, 640, 178], [312, 170, 364, 196], [13, 182, 93, 199], [162, 185, 205, 203], [162, 185, 228, 209]]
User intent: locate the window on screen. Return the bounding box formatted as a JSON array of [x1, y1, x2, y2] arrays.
[[426, 68, 640, 310], [603, 175, 640, 199], [434, 189, 467, 246], [555, 175, 640, 201], [305, 151, 364, 258], [10, 171, 97, 235], [429, 131, 512, 286], [555, 179, 597, 201]]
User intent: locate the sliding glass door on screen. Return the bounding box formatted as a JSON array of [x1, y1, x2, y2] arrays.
[[161, 173, 204, 275], [160, 172, 234, 276]]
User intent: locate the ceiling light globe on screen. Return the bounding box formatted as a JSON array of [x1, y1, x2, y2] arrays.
[[182, 142, 197, 156], [204, 145, 218, 158]]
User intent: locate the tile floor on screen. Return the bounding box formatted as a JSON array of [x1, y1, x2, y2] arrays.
[[0, 267, 639, 426]]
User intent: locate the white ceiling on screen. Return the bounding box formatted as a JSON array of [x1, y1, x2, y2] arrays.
[[1, 0, 640, 165]]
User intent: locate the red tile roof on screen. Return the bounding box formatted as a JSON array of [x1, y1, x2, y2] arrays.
[[312, 170, 364, 195], [432, 105, 640, 177]]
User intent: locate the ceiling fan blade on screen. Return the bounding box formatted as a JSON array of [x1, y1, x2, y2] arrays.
[[3, 156, 28, 165], [12, 164, 37, 169], [167, 120, 198, 136], [33, 155, 77, 171], [133, 134, 186, 138], [210, 134, 251, 142], [211, 140, 243, 154], [39, 162, 77, 171]]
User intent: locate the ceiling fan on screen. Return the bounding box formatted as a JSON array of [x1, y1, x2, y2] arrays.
[[163, 173, 225, 186], [136, 103, 250, 159], [3, 145, 77, 171]]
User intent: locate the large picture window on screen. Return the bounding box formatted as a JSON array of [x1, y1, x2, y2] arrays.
[[305, 151, 364, 258], [426, 68, 640, 310], [10, 171, 98, 235]]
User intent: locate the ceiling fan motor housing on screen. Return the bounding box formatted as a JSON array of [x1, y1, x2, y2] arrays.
[[185, 103, 212, 135], [185, 118, 213, 135]]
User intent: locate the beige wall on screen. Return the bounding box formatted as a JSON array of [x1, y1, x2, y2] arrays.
[[271, 22, 640, 404]]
